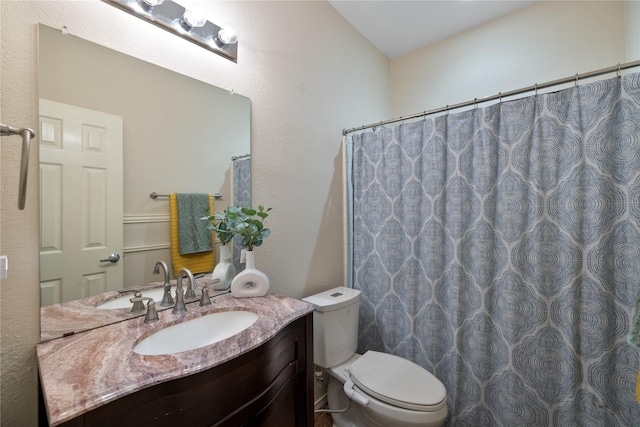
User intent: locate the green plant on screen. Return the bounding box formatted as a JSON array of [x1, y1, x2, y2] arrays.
[[203, 205, 272, 250], [235, 205, 272, 251], [203, 206, 241, 245]]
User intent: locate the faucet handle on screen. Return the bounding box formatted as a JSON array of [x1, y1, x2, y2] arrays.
[[199, 282, 212, 306], [130, 291, 145, 312], [129, 296, 160, 324]]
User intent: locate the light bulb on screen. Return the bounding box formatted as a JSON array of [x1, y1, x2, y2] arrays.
[[217, 24, 238, 45], [183, 5, 206, 28]]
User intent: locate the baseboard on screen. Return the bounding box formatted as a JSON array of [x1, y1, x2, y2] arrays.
[[314, 393, 328, 410]]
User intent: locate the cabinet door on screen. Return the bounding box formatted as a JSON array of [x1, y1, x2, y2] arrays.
[[251, 374, 298, 426]]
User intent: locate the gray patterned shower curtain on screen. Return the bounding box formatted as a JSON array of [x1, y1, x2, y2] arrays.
[[232, 156, 251, 272], [350, 73, 640, 426]]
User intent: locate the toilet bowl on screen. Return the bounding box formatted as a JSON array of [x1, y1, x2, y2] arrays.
[[302, 287, 448, 427], [328, 352, 447, 427]]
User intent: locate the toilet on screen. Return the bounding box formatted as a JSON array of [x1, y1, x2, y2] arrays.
[[302, 286, 447, 427]]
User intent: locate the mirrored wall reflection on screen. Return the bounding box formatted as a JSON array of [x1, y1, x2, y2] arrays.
[[38, 24, 251, 341]]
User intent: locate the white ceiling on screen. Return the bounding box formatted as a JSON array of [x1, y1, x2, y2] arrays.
[[328, 0, 537, 59]]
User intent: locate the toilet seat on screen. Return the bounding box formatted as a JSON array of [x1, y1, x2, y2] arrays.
[[348, 351, 446, 412]]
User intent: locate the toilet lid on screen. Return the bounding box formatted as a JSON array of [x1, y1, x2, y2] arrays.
[[348, 351, 446, 411]]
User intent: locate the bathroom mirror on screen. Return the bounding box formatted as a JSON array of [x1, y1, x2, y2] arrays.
[[38, 24, 251, 341]]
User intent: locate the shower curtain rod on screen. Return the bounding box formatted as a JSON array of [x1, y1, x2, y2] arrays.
[[343, 59, 640, 135]]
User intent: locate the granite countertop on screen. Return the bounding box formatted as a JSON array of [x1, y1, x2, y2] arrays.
[[37, 293, 314, 426], [40, 274, 223, 342]]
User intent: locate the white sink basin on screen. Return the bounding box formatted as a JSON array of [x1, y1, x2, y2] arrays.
[[96, 287, 174, 310], [133, 310, 259, 355]]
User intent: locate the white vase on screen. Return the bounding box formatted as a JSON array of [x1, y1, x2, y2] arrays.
[[211, 244, 236, 290], [230, 250, 270, 298]]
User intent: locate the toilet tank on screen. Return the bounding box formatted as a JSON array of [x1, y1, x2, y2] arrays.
[[302, 286, 361, 368]]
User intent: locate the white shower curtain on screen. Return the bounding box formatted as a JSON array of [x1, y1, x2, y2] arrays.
[[349, 72, 640, 426]]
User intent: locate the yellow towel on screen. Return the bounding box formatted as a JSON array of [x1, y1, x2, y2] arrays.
[[169, 193, 215, 277]]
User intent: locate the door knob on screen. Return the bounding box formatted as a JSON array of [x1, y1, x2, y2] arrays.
[[100, 253, 121, 263]]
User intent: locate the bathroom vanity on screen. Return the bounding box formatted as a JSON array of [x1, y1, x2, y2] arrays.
[[37, 294, 314, 426]]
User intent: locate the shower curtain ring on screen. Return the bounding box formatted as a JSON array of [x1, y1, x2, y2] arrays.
[[617, 63, 621, 77], [498, 93, 502, 103], [534, 84, 538, 96], [445, 105, 449, 115], [474, 98, 478, 108], [575, 73, 579, 86]]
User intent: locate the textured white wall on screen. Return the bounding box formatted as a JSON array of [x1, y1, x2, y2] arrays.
[[390, 1, 628, 118], [0, 1, 389, 424], [3, 0, 633, 424], [627, 0, 640, 62]]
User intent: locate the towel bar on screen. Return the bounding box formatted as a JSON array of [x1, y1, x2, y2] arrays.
[[150, 192, 222, 200], [1, 123, 36, 210]]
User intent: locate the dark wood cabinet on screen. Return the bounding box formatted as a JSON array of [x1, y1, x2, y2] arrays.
[[42, 314, 313, 427]]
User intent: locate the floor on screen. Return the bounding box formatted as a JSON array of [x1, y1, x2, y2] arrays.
[[314, 410, 333, 427]]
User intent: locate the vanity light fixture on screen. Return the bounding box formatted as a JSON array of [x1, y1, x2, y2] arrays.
[[103, 0, 238, 62], [215, 24, 239, 47]]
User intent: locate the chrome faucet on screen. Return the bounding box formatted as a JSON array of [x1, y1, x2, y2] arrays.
[[129, 296, 159, 323], [184, 269, 198, 300], [172, 269, 195, 315], [153, 260, 174, 307]]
